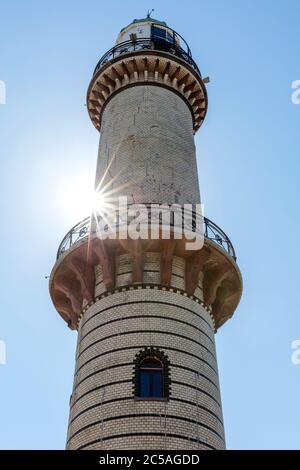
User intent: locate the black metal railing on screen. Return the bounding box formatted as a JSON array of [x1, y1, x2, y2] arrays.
[[56, 207, 236, 261], [93, 37, 201, 77]]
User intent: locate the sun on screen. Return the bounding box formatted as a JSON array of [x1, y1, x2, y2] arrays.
[[90, 191, 108, 214], [60, 172, 107, 221]]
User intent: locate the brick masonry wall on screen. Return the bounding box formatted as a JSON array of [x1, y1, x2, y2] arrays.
[[95, 85, 201, 205], [95, 253, 203, 301], [66, 253, 225, 450]]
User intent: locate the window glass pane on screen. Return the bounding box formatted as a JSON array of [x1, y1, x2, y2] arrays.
[[166, 32, 174, 43], [152, 26, 166, 40], [140, 371, 150, 397], [152, 370, 163, 397]]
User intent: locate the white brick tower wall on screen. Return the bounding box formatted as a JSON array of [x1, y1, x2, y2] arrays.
[[66, 254, 225, 450], [49, 17, 243, 451], [95, 86, 200, 205]]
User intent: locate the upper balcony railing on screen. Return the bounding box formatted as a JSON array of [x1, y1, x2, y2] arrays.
[[93, 35, 201, 77], [56, 206, 236, 261]]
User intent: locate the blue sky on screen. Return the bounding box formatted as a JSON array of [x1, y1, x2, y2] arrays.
[[0, 0, 299, 449]]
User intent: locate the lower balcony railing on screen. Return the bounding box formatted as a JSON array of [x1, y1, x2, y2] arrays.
[[56, 205, 236, 262]]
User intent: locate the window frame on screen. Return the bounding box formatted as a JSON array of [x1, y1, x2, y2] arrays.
[[133, 347, 171, 401], [139, 358, 164, 398], [151, 25, 176, 48]]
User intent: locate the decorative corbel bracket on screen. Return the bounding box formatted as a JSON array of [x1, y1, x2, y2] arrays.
[[185, 247, 211, 295]]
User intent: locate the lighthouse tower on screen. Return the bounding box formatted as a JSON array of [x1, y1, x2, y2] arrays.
[[49, 16, 242, 450]]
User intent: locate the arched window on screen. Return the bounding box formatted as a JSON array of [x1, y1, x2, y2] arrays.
[[133, 348, 171, 400], [139, 358, 163, 398]]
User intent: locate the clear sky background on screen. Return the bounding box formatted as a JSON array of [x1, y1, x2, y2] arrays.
[[0, 0, 299, 450]]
